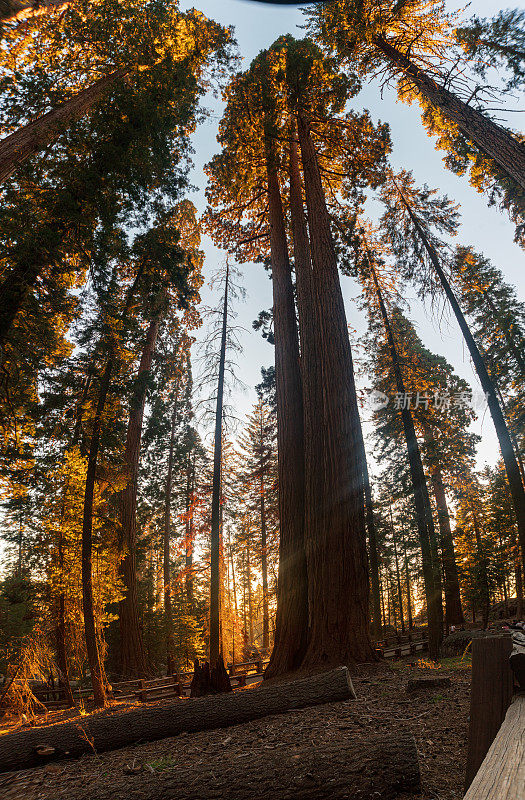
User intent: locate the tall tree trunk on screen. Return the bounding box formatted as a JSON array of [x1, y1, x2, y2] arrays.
[[246, 538, 254, 648], [402, 531, 414, 630], [209, 264, 229, 667], [369, 263, 443, 658], [229, 542, 239, 664], [242, 549, 248, 659], [259, 467, 270, 651], [297, 110, 374, 665], [81, 265, 144, 707], [471, 505, 490, 629], [0, 68, 126, 186], [56, 593, 75, 707], [402, 197, 525, 578], [263, 132, 308, 678], [516, 545, 523, 619], [373, 35, 525, 191], [163, 389, 181, 675], [495, 384, 525, 485], [118, 311, 162, 677], [56, 517, 75, 708], [184, 451, 195, 607], [390, 504, 405, 634], [380, 572, 387, 632], [82, 357, 113, 708], [357, 416, 382, 639], [421, 421, 464, 627]]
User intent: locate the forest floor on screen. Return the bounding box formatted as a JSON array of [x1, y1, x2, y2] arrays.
[[0, 656, 472, 800]]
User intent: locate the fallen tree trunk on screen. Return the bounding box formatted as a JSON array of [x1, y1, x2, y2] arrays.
[[0, 666, 355, 773], [140, 734, 420, 800], [17, 730, 421, 800]]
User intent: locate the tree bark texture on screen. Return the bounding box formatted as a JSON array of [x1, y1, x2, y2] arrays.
[[404, 199, 525, 578], [402, 532, 414, 629], [373, 35, 525, 191], [61, 733, 420, 800], [390, 505, 405, 633], [184, 451, 195, 606], [209, 264, 229, 667], [263, 136, 308, 678], [0, 667, 356, 772], [81, 265, 145, 707], [81, 357, 113, 708], [163, 402, 178, 674], [298, 111, 374, 665], [0, 68, 126, 185], [369, 263, 443, 659], [259, 469, 270, 650], [56, 594, 75, 708], [421, 421, 464, 627], [118, 312, 162, 677], [516, 544, 524, 619], [358, 417, 383, 639]]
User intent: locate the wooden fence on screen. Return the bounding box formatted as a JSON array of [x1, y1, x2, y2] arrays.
[[374, 630, 428, 659], [463, 635, 524, 799], [24, 635, 428, 711]]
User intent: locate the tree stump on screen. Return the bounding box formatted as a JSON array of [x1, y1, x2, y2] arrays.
[[190, 657, 232, 697]]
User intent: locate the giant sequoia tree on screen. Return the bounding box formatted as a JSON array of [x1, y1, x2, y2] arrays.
[[206, 36, 390, 670], [379, 171, 525, 578], [353, 244, 443, 657], [118, 202, 203, 678], [309, 0, 525, 235], [0, 0, 232, 347]]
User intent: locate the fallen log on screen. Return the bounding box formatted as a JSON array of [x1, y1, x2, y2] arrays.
[[0, 666, 355, 773], [26, 730, 421, 800], [140, 734, 420, 800]]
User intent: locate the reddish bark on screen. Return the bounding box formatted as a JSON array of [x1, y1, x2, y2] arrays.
[[297, 110, 374, 665], [263, 132, 308, 678], [374, 35, 525, 191], [421, 421, 464, 628], [369, 262, 443, 659], [118, 311, 162, 677], [0, 69, 126, 186]]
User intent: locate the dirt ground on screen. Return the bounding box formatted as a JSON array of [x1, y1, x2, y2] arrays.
[[0, 657, 472, 800]]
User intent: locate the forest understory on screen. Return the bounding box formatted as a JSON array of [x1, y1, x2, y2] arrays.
[[0, 657, 471, 800]]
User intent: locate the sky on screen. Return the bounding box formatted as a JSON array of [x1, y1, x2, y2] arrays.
[[182, 0, 524, 477]]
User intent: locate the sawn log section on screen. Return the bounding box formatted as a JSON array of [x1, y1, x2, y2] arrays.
[[0, 666, 355, 773]]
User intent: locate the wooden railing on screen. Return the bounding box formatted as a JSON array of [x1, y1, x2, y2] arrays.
[[464, 693, 524, 799], [24, 636, 431, 712], [463, 635, 523, 799], [28, 658, 272, 709], [374, 631, 428, 659]]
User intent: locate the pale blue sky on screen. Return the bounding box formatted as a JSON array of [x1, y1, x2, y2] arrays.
[[183, 0, 524, 475]]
